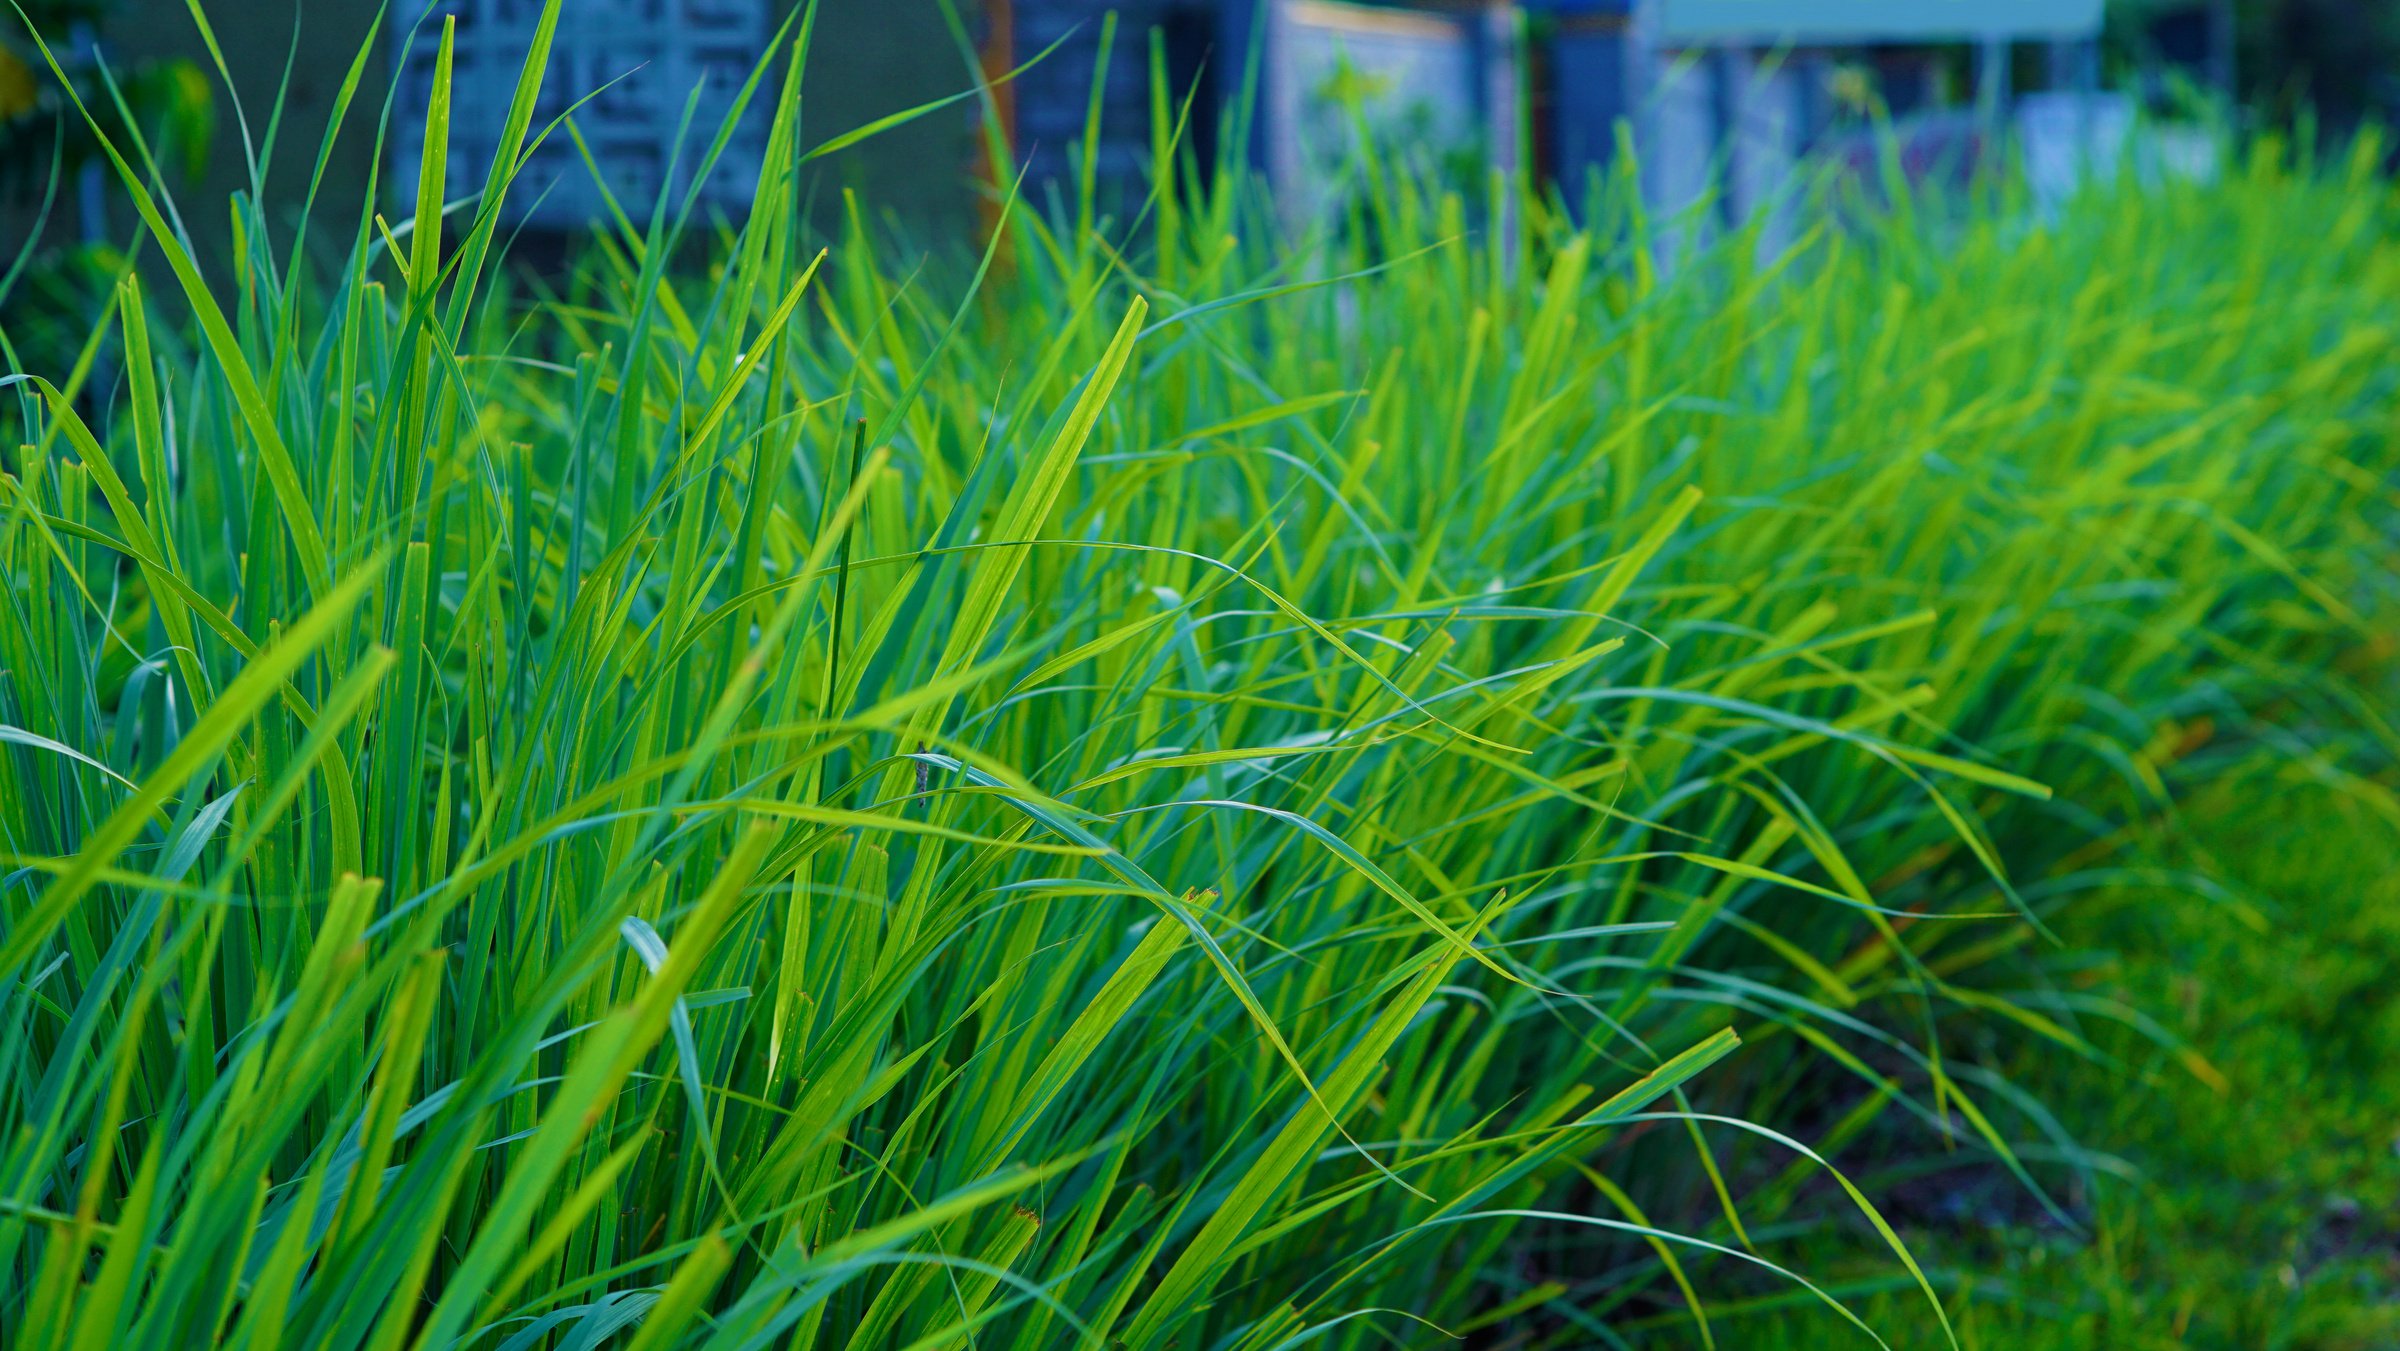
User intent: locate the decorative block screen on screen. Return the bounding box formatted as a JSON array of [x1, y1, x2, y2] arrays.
[[1277, 1, 1490, 220], [391, 0, 772, 230]]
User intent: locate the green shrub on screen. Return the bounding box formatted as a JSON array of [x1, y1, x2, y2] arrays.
[[2, 9, 2395, 1348]]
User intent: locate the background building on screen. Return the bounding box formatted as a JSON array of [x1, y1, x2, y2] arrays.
[[2, 0, 983, 261], [0, 0, 2296, 268]]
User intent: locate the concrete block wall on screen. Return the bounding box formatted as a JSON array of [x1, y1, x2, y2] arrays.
[[1008, 0, 1175, 205]]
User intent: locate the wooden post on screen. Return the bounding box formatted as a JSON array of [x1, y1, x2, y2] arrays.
[[973, 0, 1019, 268]]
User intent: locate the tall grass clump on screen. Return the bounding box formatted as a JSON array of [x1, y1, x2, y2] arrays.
[[5, 6, 2398, 1347]]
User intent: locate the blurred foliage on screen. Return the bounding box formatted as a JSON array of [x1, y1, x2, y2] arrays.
[[0, 238, 122, 355], [2, 0, 212, 386], [0, 0, 213, 205], [2235, 0, 2400, 126], [2115, 0, 2400, 129]]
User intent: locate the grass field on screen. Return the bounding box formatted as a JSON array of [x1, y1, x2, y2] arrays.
[[3, 8, 2398, 1347], [1653, 763, 2400, 1350]]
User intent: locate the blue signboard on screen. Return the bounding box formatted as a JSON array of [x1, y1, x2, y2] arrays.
[[1655, 0, 2103, 42]]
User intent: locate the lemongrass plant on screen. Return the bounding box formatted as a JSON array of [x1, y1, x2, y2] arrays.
[[3, 4, 2397, 1349]]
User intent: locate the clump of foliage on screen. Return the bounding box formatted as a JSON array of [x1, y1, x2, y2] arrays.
[[2, 0, 212, 406], [0, 0, 211, 201], [2114, 0, 2400, 132], [1, 5, 2395, 1348]]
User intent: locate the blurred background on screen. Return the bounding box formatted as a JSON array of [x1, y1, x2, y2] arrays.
[[3, 0, 2396, 261]]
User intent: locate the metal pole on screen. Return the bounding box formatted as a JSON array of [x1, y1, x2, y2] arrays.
[[1795, 49, 1830, 155], [1976, 31, 2012, 192], [2044, 36, 2102, 95], [1259, 0, 1302, 220], [1625, 0, 1661, 220], [1474, 2, 1522, 185], [1709, 46, 1740, 234], [72, 23, 105, 246], [1474, 2, 1523, 260], [1976, 35, 2012, 126], [1217, 0, 1263, 174], [2211, 0, 2237, 99]]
